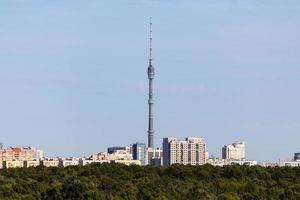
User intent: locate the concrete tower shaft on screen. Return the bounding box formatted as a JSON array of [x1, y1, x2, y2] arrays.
[[147, 17, 155, 148]]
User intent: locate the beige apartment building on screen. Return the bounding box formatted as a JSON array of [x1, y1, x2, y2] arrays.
[[40, 159, 60, 167], [163, 137, 206, 166], [3, 160, 24, 168], [24, 160, 40, 167], [0, 147, 42, 161]]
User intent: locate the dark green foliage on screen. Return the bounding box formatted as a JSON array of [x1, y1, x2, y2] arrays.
[[0, 163, 299, 199]]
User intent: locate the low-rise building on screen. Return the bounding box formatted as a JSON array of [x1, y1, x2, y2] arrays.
[[59, 158, 79, 167], [24, 160, 40, 167], [91, 152, 113, 161], [279, 153, 300, 167], [91, 150, 133, 161], [40, 159, 60, 167], [207, 157, 230, 167], [79, 159, 109, 166], [280, 161, 300, 167], [259, 162, 278, 167], [207, 157, 257, 167], [3, 160, 24, 168], [114, 159, 141, 166], [230, 160, 257, 166]]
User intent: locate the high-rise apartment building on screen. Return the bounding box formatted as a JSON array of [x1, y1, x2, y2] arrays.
[[222, 141, 245, 160], [132, 142, 146, 165], [0, 146, 42, 161], [162, 137, 206, 166]]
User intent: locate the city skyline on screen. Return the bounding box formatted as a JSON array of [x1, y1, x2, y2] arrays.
[[0, 0, 300, 161]]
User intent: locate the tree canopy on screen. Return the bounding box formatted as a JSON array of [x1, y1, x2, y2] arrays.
[[0, 163, 299, 199]]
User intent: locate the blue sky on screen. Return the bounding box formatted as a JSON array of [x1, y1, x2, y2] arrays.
[[0, 0, 299, 161]]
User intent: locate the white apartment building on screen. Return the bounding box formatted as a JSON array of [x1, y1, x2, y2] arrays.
[[280, 161, 300, 167], [207, 157, 230, 167], [207, 157, 257, 167], [230, 160, 257, 166], [222, 141, 245, 160], [40, 159, 60, 167], [163, 137, 206, 166]]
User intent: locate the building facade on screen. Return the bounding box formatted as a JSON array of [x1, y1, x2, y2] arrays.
[[3, 160, 24, 168], [294, 153, 300, 161], [79, 159, 109, 166], [207, 157, 230, 167], [230, 160, 257, 166], [132, 142, 147, 165], [24, 160, 40, 168], [0, 147, 42, 161], [162, 137, 206, 166], [107, 146, 132, 155], [280, 161, 300, 167], [40, 159, 60, 167], [147, 147, 162, 166], [279, 153, 300, 167], [222, 141, 245, 160], [59, 158, 79, 167]]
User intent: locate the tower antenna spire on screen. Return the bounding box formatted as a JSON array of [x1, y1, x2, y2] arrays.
[[149, 17, 153, 61]]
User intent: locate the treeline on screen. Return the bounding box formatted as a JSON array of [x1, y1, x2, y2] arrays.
[[0, 164, 299, 200]]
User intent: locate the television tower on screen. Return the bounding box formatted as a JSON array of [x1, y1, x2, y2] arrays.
[[147, 17, 155, 148]]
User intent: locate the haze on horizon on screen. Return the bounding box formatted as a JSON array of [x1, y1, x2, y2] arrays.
[[0, 0, 299, 162]]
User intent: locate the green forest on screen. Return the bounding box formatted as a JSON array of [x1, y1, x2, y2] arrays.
[[0, 163, 299, 200]]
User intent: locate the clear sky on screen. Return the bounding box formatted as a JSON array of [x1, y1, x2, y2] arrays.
[[1, 0, 299, 161]]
